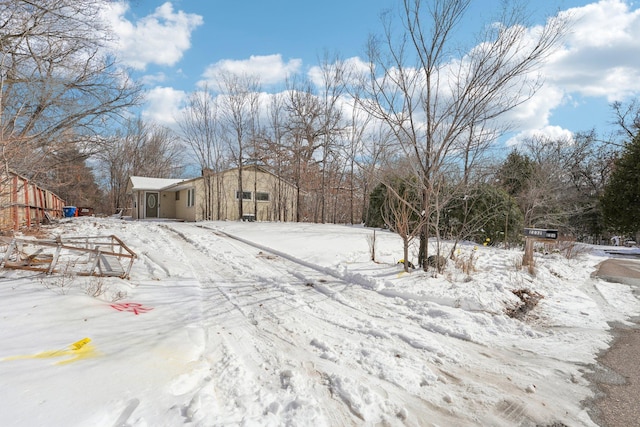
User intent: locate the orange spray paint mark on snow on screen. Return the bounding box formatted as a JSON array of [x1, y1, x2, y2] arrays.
[[2, 337, 98, 365]]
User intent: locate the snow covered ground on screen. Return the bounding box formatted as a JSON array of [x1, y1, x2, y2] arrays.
[[1, 217, 638, 427]]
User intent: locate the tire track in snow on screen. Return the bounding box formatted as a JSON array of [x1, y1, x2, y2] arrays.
[[161, 224, 357, 426], [171, 224, 597, 427], [162, 223, 483, 426]]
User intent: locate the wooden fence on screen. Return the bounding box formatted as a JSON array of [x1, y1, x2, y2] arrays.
[[0, 172, 65, 231]]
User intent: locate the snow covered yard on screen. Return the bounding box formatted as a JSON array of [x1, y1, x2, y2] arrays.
[[0, 218, 638, 426]]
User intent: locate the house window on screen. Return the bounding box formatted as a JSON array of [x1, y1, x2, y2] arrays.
[[236, 191, 252, 200], [255, 192, 269, 201], [175, 191, 180, 201], [187, 188, 195, 207]]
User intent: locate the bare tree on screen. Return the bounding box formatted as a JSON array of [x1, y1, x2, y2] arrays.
[[217, 72, 261, 220], [343, 98, 372, 224], [178, 86, 228, 220], [0, 0, 140, 181], [512, 133, 612, 240], [611, 99, 640, 141], [43, 140, 107, 212], [263, 93, 291, 221], [284, 76, 326, 222], [97, 118, 183, 213], [314, 53, 348, 222], [380, 174, 425, 272], [358, 0, 568, 269]]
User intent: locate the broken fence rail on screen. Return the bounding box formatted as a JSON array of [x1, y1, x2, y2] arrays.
[[0, 235, 137, 279]]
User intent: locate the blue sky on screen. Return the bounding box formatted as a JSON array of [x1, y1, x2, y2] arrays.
[[103, 0, 640, 144]]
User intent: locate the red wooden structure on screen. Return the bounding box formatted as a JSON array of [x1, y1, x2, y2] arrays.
[[0, 171, 65, 231]]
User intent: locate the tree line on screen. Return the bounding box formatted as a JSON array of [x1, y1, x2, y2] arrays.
[[2, 0, 638, 271]]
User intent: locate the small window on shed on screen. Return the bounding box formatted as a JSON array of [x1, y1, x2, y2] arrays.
[[175, 191, 180, 201], [255, 192, 270, 201], [187, 188, 195, 207], [236, 191, 252, 200]]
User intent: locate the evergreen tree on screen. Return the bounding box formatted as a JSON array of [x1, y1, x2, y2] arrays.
[[365, 183, 387, 228], [442, 184, 523, 246], [365, 177, 422, 229], [496, 150, 534, 197], [601, 134, 640, 234]]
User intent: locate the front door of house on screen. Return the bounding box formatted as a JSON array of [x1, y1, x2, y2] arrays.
[[145, 192, 159, 218]]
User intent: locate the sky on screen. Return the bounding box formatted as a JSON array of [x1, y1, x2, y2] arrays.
[[1, 217, 639, 426], [101, 0, 640, 145]]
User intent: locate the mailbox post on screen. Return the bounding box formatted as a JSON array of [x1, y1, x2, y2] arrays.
[[523, 228, 558, 266]]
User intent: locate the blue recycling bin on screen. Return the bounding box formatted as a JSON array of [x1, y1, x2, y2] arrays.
[[62, 206, 77, 217]]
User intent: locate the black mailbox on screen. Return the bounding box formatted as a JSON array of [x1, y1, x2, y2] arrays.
[[523, 228, 558, 240]]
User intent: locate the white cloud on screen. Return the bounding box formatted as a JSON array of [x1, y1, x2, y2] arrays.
[[200, 54, 302, 87], [561, 0, 639, 48], [141, 86, 187, 127], [131, 0, 640, 141], [545, 0, 640, 101], [505, 125, 575, 147], [140, 72, 167, 86], [481, 0, 640, 137], [103, 1, 203, 70], [504, 84, 566, 130], [308, 56, 370, 88]]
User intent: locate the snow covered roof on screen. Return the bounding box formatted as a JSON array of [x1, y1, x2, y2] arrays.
[[129, 176, 191, 191]]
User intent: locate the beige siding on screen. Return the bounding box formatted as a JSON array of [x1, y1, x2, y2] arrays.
[[128, 166, 297, 223], [175, 180, 203, 222], [206, 166, 297, 222], [159, 191, 177, 218]]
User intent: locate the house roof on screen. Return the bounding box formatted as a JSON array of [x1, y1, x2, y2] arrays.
[[129, 176, 191, 191], [129, 165, 297, 192]]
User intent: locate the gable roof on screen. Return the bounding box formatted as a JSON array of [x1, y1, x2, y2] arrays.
[[129, 176, 191, 191]]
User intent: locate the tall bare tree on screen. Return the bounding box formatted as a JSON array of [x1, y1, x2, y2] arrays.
[[0, 0, 140, 182], [263, 93, 292, 221], [43, 139, 107, 212], [314, 53, 348, 223], [512, 133, 612, 239], [358, 0, 568, 269], [612, 99, 640, 141], [178, 86, 227, 220], [217, 72, 261, 220], [284, 76, 326, 222], [97, 118, 183, 213]]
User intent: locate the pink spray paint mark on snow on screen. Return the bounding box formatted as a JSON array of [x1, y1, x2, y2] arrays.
[[110, 302, 153, 315]]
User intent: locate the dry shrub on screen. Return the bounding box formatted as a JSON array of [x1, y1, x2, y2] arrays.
[[110, 290, 128, 302], [366, 231, 377, 262], [552, 238, 588, 260], [84, 277, 128, 301], [454, 251, 477, 275], [427, 254, 447, 271], [505, 289, 543, 320], [84, 277, 106, 297], [40, 263, 76, 295]]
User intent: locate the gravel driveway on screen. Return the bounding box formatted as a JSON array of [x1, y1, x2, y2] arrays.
[[589, 258, 640, 426]]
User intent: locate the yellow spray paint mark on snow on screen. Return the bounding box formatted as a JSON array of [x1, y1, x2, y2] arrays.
[[2, 337, 98, 365]]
